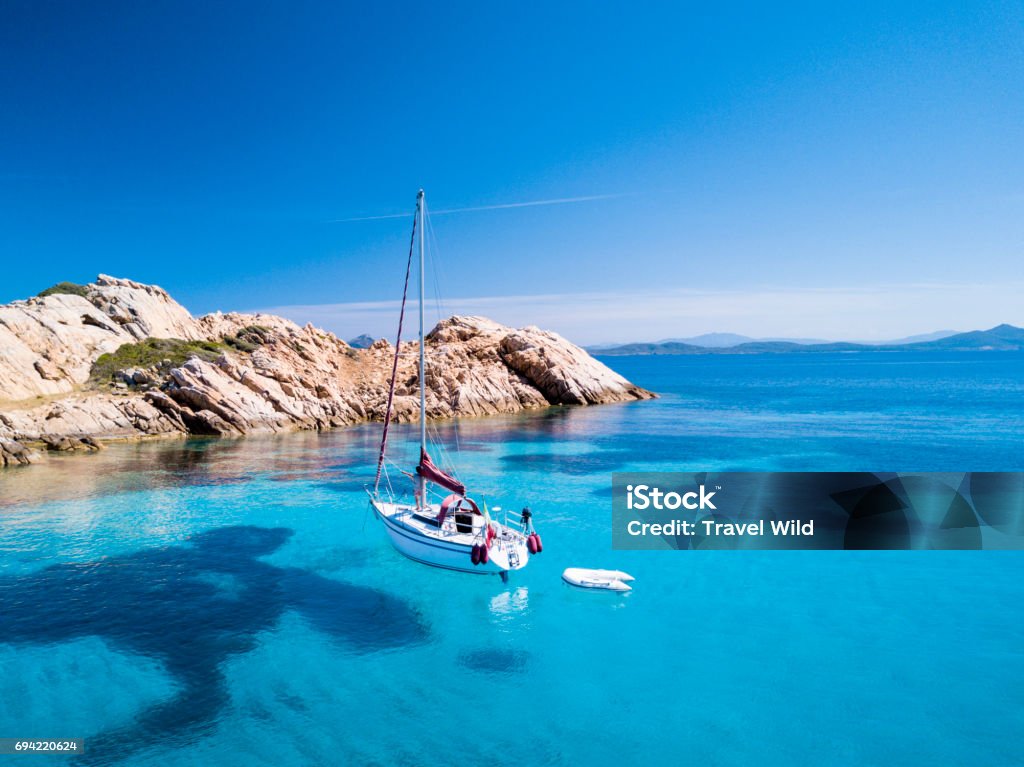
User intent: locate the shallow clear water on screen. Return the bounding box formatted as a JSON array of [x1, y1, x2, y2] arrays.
[[1, 351, 1022, 766]]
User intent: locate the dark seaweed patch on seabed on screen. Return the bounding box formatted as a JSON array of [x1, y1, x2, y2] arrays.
[[501, 450, 634, 476], [0, 526, 429, 765], [457, 648, 529, 674]]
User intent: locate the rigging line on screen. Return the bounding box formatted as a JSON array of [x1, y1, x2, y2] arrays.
[[383, 461, 403, 500], [427, 212, 454, 329], [421, 207, 445, 340], [424, 211, 463, 468], [421, 206, 458, 477], [428, 424, 457, 481], [373, 196, 419, 494], [427, 230, 450, 462]]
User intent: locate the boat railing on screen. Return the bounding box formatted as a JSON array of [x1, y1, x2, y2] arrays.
[[375, 492, 526, 550]]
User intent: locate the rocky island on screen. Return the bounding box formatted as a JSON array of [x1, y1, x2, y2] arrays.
[[0, 276, 654, 468]]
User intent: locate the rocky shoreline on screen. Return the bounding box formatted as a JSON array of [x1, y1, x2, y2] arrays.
[[0, 276, 655, 468]]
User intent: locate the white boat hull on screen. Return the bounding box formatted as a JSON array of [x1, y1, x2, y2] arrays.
[[371, 499, 530, 575]]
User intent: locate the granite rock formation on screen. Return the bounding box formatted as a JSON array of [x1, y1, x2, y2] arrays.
[[0, 276, 654, 466]]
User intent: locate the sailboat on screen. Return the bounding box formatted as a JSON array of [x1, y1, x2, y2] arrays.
[[367, 190, 541, 579]]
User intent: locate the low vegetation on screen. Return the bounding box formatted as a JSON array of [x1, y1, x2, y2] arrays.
[[224, 325, 272, 353], [38, 281, 90, 299], [89, 329, 272, 385], [90, 338, 230, 383]]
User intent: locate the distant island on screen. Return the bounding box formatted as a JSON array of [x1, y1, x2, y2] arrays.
[[628, 330, 962, 348], [347, 334, 376, 349], [590, 324, 1024, 356]]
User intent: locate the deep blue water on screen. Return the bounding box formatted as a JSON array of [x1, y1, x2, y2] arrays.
[[0, 351, 1022, 766]]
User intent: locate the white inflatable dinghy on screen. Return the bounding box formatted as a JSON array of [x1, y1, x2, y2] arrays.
[[562, 568, 635, 592]]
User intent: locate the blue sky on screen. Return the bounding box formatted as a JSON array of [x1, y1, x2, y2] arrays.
[[2, 2, 1022, 343]]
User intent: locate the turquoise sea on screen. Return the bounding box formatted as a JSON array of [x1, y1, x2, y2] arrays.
[[1, 351, 1022, 766]]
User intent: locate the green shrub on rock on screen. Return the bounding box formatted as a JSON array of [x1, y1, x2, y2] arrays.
[[90, 338, 229, 383], [38, 281, 90, 299]]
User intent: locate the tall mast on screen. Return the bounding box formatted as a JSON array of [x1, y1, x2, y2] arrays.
[[418, 189, 426, 508]]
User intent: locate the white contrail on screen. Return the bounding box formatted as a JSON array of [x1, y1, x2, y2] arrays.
[[330, 192, 629, 222]]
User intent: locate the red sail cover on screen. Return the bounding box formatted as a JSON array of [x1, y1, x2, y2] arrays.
[[417, 448, 466, 496]]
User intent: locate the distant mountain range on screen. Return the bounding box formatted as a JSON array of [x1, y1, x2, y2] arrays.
[[630, 330, 960, 348], [590, 324, 1024, 356]]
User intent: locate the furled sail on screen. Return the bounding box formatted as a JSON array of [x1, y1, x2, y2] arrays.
[[417, 448, 466, 496]]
